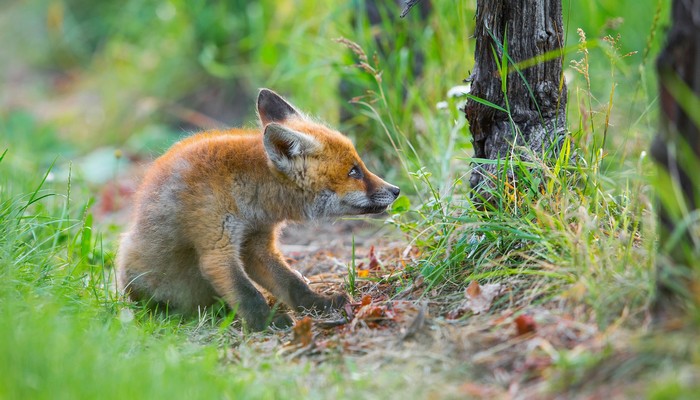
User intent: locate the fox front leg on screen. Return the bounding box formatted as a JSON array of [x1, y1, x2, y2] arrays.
[[197, 247, 293, 331], [241, 229, 349, 313]]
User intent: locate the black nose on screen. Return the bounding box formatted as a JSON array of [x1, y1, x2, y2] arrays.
[[389, 185, 400, 197]]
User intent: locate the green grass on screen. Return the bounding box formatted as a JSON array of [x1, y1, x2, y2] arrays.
[[347, 11, 658, 330], [0, 148, 449, 399], [1, 0, 696, 397]]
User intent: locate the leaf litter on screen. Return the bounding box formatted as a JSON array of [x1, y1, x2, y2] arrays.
[[238, 221, 610, 397], [95, 174, 622, 397]]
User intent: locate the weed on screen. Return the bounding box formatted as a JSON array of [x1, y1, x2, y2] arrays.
[[345, 235, 359, 298]]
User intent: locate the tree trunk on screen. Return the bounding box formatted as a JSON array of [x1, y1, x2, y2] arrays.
[[464, 0, 567, 191], [651, 0, 700, 319]]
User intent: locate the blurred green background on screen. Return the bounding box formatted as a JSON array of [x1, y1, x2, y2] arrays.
[[0, 0, 667, 186]]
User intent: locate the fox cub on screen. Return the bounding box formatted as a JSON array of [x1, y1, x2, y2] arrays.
[[116, 89, 400, 330]]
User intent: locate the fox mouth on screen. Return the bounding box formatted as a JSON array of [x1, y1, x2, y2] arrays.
[[339, 191, 398, 215], [350, 204, 390, 215]]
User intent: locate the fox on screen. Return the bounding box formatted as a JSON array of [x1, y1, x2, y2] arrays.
[[116, 89, 400, 331]]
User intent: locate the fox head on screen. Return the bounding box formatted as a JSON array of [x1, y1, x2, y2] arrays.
[[257, 88, 400, 218]]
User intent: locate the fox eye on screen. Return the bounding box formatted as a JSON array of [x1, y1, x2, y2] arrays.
[[348, 165, 363, 179]]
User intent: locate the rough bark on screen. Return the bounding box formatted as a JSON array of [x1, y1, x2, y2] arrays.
[[651, 0, 700, 318], [464, 0, 567, 190]]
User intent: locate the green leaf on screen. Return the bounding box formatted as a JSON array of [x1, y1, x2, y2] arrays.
[[464, 94, 508, 113], [391, 195, 411, 213], [81, 213, 93, 260], [501, 27, 508, 94]]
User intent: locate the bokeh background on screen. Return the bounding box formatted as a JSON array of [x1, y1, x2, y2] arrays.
[[1, 0, 666, 193]]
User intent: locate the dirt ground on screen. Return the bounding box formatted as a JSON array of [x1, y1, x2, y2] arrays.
[[95, 158, 629, 399], [257, 220, 620, 398]]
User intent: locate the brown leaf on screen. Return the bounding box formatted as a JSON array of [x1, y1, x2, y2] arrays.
[[360, 294, 372, 307], [463, 281, 503, 314], [354, 298, 397, 327], [400, 303, 427, 340], [368, 245, 381, 270], [466, 280, 481, 297], [356, 305, 386, 320], [514, 314, 537, 336], [291, 316, 313, 347], [445, 309, 467, 320]]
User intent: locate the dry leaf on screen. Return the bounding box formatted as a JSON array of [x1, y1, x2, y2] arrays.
[[462, 281, 504, 314], [400, 303, 427, 340], [360, 294, 372, 307], [356, 305, 386, 320], [352, 296, 398, 328], [445, 309, 467, 320], [514, 314, 537, 336], [292, 316, 313, 347], [368, 245, 381, 270], [466, 280, 481, 298]]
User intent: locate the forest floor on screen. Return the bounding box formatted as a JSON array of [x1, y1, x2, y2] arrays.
[[101, 164, 639, 398], [271, 221, 633, 398], [69, 142, 665, 399]]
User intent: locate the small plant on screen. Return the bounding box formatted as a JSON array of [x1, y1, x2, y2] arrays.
[[345, 235, 359, 298]]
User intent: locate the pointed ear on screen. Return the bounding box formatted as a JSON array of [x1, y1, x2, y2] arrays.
[[264, 123, 320, 173], [257, 89, 301, 125]]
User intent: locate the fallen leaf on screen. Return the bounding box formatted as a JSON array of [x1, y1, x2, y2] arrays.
[[514, 314, 537, 336], [356, 305, 385, 320], [445, 309, 467, 320], [466, 280, 481, 298], [357, 269, 370, 278], [352, 298, 398, 328], [462, 281, 503, 314], [292, 316, 313, 347], [360, 294, 372, 307], [95, 179, 135, 216], [368, 245, 381, 270]]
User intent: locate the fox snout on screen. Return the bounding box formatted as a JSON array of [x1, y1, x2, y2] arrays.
[[369, 183, 400, 209], [340, 180, 400, 215]]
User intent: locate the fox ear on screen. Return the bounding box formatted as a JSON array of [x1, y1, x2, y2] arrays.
[[257, 89, 301, 125], [264, 123, 320, 173]]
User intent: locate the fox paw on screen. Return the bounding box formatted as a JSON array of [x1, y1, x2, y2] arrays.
[[326, 293, 349, 311], [270, 313, 294, 330], [296, 292, 349, 313]]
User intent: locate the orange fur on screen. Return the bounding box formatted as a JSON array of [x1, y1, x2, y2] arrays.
[[116, 89, 399, 331]]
